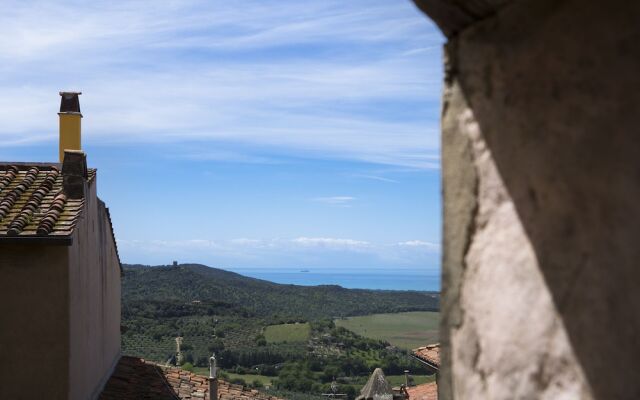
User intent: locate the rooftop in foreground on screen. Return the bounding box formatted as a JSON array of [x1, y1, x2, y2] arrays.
[[0, 161, 95, 245], [100, 356, 284, 400], [406, 382, 437, 400]]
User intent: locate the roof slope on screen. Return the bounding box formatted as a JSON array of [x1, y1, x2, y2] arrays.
[[406, 382, 437, 400], [100, 356, 284, 400], [412, 344, 440, 370], [99, 356, 177, 400], [0, 164, 94, 244]]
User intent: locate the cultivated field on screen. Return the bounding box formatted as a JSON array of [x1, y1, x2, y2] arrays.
[[335, 311, 439, 350], [264, 322, 311, 343]]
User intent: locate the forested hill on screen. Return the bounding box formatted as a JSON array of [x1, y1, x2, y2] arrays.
[[123, 264, 439, 320]]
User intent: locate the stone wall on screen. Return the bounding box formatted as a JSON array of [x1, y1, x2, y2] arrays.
[[414, 0, 640, 399], [68, 178, 121, 400]]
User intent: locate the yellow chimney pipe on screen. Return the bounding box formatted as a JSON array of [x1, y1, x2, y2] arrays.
[[58, 92, 82, 162]]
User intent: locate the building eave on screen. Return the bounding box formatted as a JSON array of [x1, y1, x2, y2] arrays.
[[0, 235, 73, 246]]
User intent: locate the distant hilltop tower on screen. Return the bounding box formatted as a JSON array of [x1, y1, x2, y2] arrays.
[[172, 261, 178, 267]]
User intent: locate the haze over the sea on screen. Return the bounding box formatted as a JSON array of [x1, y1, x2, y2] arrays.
[[228, 267, 440, 291]]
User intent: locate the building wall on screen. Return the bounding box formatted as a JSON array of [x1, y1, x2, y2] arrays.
[[0, 245, 70, 400], [68, 178, 121, 400], [414, 0, 640, 399]]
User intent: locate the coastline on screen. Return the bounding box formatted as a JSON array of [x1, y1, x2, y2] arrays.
[[227, 268, 441, 291]]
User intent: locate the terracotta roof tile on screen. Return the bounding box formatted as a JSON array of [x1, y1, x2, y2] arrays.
[[406, 383, 437, 400], [412, 344, 440, 369], [100, 357, 285, 400], [99, 356, 178, 400], [0, 164, 95, 243]]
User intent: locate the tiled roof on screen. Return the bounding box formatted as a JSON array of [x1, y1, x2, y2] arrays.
[[99, 356, 178, 400], [100, 356, 284, 400], [0, 163, 95, 244], [406, 383, 437, 400], [412, 344, 440, 369]]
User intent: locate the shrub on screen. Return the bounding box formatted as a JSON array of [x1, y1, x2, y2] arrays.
[[230, 377, 247, 386], [255, 334, 267, 347], [252, 379, 264, 388], [182, 362, 194, 372]]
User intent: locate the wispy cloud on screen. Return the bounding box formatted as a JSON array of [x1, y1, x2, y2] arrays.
[[312, 196, 356, 206], [117, 236, 439, 268], [0, 0, 443, 169], [177, 150, 280, 164], [291, 237, 369, 249], [398, 240, 440, 251], [350, 174, 399, 183]]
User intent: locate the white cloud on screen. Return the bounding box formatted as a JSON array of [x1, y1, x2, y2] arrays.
[[349, 174, 399, 183], [117, 236, 441, 268], [0, 0, 443, 169], [229, 238, 263, 245], [117, 239, 221, 251], [291, 237, 369, 249], [398, 240, 440, 251], [312, 196, 356, 206]]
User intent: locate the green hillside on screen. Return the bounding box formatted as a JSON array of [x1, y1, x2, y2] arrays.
[[121, 263, 440, 399], [123, 263, 439, 321]]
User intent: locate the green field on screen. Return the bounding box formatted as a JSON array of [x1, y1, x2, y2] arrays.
[[335, 311, 439, 350], [264, 322, 311, 343]]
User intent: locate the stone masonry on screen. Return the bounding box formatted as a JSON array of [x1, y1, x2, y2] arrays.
[[413, 0, 640, 399]]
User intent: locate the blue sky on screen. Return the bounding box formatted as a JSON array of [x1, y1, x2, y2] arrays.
[[0, 0, 444, 272]]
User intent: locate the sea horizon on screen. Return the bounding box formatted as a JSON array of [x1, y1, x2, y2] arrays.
[[225, 267, 441, 292]]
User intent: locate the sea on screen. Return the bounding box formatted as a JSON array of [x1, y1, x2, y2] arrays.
[[226, 268, 440, 292]]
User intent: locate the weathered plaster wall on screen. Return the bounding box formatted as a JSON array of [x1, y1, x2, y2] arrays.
[[68, 178, 121, 400], [0, 245, 70, 400], [415, 0, 640, 399], [442, 82, 592, 399]]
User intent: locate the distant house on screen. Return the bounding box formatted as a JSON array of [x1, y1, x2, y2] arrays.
[[0, 92, 121, 399], [405, 344, 440, 400], [411, 344, 440, 373]]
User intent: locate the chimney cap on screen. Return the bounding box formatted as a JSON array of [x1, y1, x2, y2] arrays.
[[59, 91, 82, 114]]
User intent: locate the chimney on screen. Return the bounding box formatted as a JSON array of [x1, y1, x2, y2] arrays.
[[58, 91, 82, 162], [209, 353, 218, 400], [62, 150, 87, 199]]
